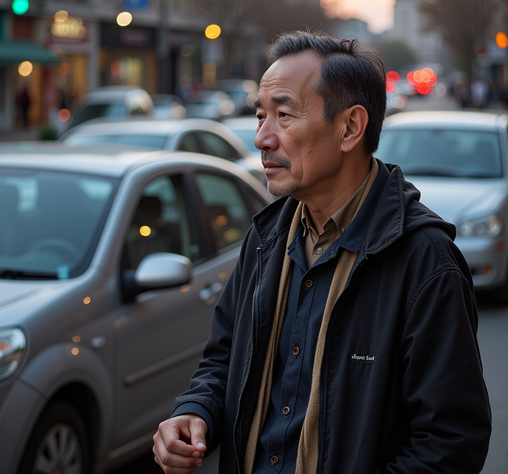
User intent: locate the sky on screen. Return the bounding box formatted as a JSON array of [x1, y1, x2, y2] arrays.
[[321, 0, 396, 34]]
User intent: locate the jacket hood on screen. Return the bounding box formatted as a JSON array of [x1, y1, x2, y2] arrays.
[[252, 160, 456, 254]]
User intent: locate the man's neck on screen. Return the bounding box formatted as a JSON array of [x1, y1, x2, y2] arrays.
[[302, 157, 372, 234]]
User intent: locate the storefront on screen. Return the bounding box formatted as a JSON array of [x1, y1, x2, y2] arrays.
[[99, 23, 158, 94], [0, 13, 60, 131]]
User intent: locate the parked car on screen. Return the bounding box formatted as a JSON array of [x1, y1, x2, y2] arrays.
[[222, 115, 259, 153], [63, 86, 154, 132], [184, 90, 235, 121], [376, 110, 508, 299], [0, 143, 271, 473], [216, 79, 258, 115], [59, 117, 264, 182], [151, 94, 186, 119]]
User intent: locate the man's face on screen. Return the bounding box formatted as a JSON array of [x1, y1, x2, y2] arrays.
[[254, 51, 345, 200]]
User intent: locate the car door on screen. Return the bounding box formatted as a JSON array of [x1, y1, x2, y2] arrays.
[[111, 167, 259, 449]]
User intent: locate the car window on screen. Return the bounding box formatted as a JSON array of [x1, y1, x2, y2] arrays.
[[194, 173, 251, 251], [376, 129, 503, 178], [198, 131, 242, 161], [71, 103, 125, 127], [64, 134, 167, 149], [0, 170, 117, 278], [124, 175, 200, 271], [178, 133, 202, 153]]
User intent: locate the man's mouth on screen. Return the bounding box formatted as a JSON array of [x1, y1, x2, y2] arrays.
[[262, 153, 290, 171]]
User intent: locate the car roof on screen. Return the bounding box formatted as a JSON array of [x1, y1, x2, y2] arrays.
[[383, 110, 508, 130], [81, 86, 149, 101], [60, 117, 239, 137], [0, 143, 254, 180]]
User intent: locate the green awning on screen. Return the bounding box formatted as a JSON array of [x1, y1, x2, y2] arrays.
[[0, 40, 60, 65]]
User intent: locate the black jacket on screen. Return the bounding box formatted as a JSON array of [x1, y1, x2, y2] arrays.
[[172, 160, 491, 474]]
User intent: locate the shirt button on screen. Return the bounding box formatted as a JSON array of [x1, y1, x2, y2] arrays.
[[282, 406, 291, 415], [271, 456, 279, 465], [305, 279, 313, 288], [292, 346, 300, 356], [316, 247, 323, 254]]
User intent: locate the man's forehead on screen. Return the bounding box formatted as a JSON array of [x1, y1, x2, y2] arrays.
[[256, 52, 322, 107]]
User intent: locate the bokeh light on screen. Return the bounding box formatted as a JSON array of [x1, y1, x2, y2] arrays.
[[117, 11, 132, 27], [205, 24, 221, 39], [18, 61, 33, 77]]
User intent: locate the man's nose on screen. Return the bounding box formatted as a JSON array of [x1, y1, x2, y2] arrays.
[[254, 121, 279, 151]]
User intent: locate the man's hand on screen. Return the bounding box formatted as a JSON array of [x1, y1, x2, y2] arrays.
[[153, 414, 208, 473]]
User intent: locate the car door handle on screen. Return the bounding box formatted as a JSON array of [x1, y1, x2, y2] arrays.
[[199, 282, 223, 305]]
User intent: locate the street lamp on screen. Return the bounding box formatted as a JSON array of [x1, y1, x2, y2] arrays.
[[205, 24, 221, 40]]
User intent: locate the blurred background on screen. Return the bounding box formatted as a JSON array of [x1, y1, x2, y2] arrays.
[[0, 0, 507, 139], [1, 2, 508, 473]]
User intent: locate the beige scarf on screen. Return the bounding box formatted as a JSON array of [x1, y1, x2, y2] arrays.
[[244, 160, 378, 474]]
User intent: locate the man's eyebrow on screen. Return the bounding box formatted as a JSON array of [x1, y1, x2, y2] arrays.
[[253, 95, 293, 108]]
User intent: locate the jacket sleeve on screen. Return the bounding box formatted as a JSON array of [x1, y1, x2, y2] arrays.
[[382, 268, 491, 474], [170, 225, 254, 453]]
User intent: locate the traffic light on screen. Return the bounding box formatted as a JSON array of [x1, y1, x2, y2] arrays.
[[12, 0, 29, 15]]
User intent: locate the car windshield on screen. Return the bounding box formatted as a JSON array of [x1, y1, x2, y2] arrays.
[[376, 129, 503, 178], [64, 134, 168, 149], [71, 102, 125, 127], [0, 169, 118, 279]]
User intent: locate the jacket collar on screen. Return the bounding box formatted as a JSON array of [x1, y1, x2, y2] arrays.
[[252, 159, 454, 253]]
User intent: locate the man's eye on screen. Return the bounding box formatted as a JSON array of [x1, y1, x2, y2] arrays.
[[279, 112, 287, 118]]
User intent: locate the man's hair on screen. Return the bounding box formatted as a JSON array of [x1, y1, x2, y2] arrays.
[[266, 30, 387, 156]]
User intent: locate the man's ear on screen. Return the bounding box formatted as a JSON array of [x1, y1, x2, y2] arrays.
[[340, 105, 369, 153]]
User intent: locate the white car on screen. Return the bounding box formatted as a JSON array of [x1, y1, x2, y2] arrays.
[[64, 86, 154, 132], [0, 144, 271, 473], [59, 117, 265, 183], [376, 110, 508, 300], [222, 115, 259, 154]]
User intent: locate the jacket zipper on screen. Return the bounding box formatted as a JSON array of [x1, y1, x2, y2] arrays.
[[233, 246, 262, 472]]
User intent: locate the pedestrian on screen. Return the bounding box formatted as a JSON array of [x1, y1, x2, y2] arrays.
[[153, 30, 491, 474], [16, 86, 31, 128]]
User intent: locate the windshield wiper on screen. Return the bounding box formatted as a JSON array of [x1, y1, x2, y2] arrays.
[[0, 269, 59, 280]]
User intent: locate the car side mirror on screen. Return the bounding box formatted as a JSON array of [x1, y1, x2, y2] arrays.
[[122, 252, 192, 303]]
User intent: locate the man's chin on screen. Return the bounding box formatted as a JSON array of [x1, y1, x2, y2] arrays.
[[266, 180, 299, 198]]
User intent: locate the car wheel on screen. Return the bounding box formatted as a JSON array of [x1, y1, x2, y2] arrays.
[[18, 401, 91, 474]]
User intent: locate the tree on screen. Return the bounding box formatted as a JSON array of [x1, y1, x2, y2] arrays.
[[200, 0, 330, 78], [377, 40, 418, 72], [418, 0, 505, 86]]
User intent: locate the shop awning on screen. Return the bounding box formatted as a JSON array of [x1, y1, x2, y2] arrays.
[[0, 41, 60, 65]]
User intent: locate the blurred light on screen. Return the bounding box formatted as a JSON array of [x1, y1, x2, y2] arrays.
[[213, 215, 228, 230], [496, 32, 508, 49], [59, 109, 71, 121], [58, 63, 70, 76], [205, 24, 221, 39], [413, 69, 422, 83], [54, 10, 68, 22], [18, 61, 33, 77], [180, 44, 195, 57], [386, 79, 396, 93], [71, 347, 79, 356], [117, 11, 132, 27], [416, 82, 431, 95], [12, 0, 29, 15], [392, 95, 407, 109], [72, 336, 81, 343], [407, 71, 417, 86], [83, 296, 91, 305], [140, 225, 152, 236], [181, 285, 191, 293], [386, 71, 400, 82]]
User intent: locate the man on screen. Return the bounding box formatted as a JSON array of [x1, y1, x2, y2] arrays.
[[153, 31, 491, 474]]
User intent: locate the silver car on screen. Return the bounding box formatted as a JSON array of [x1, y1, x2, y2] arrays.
[[376, 110, 508, 300], [0, 144, 271, 473], [59, 117, 264, 183]]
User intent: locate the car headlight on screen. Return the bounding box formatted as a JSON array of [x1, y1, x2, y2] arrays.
[[0, 329, 26, 381], [457, 215, 501, 237]]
